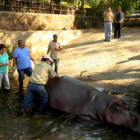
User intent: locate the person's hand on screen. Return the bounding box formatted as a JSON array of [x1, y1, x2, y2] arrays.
[[4, 60, 12, 65], [59, 47, 63, 50], [4, 62, 9, 65], [59, 74, 64, 77], [33, 60, 36, 65], [8, 60, 12, 64], [13, 66, 16, 72]]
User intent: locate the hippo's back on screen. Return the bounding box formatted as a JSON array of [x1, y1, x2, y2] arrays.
[[45, 76, 98, 115]]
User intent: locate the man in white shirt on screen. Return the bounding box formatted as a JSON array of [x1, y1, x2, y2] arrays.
[[47, 34, 63, 73]]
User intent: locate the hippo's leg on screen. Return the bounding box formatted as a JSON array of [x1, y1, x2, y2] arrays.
[[76, 115, 92, 121]]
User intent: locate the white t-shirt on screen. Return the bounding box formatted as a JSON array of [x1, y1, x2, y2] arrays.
[[48, 41, 62, 59]]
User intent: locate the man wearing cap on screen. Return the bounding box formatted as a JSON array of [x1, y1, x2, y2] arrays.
[[47, 34, 63, 73], [18, 54, 60, 115]]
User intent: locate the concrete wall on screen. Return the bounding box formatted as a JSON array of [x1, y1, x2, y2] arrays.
[[0, 30, 85, 75], [0, 12, 101, 31]]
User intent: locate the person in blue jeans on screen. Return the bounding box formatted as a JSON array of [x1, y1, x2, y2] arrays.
[[0, 44, 12, 93], [47, 34, 63, 73], [103, 7, 114, 42], [12, 40, 35, 90], [18, 54, 60, 115]]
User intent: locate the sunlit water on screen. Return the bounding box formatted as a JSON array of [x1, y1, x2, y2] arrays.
[[0, 77, 140, 140]]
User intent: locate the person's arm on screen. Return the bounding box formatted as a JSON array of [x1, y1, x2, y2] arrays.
[[29, 54, 34, 61], [54, 74, 60, 78], [104, 11, 111, 16], [111, 13, 114, 23], [47, 42, 51, 54], [114, 12, 117, 23], [55, 47, 62, 51], [47, 48, 51, 54], [49, 67, 60, 78], [0, 63, 6, 67], [55, 43, 63, 51], [119, 12, 124, 23], [13, 57, 17, 67], [0, 60, 11, 67]]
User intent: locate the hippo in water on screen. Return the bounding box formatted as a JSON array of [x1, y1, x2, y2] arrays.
[[45, 76, 140, 133]]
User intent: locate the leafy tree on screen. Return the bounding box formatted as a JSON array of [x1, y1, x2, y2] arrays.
[[112, 0, 138, 17]]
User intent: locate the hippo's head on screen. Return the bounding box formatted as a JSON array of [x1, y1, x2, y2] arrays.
[[106, 99, 140, 133]]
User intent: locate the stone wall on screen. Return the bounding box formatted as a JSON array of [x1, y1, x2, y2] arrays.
[[0, 12, 102, 31]]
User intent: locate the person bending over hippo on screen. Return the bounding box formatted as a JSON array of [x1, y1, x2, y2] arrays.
[[18, 55, 60, 115]]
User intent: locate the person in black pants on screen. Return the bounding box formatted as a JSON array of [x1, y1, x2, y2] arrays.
[[114, 7, 124, 39]]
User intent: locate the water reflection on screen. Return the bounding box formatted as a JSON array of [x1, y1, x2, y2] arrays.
[[0, 76, 140, 140]]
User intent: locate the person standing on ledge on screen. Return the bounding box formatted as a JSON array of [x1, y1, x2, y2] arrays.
[[114, 6, 124, 39], [0, 44, 12, 93], [103, 7, 114, 42], [12, 40, 35, 90], [47, 34, 63, 73]]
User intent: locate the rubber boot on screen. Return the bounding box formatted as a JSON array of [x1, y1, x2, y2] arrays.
[[17, 107, 26, 115], [39, 105, 46, 114], [4, 89, 10, 93], [19, 81, 23, 90]]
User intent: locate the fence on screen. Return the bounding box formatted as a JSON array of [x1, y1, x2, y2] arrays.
[[0, 0, 94, 16]]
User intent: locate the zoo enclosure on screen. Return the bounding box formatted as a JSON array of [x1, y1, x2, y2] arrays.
[[0, 0, 95, 16]]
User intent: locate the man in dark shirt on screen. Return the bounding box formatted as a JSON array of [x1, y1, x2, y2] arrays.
[[114, 7, 124, 39]]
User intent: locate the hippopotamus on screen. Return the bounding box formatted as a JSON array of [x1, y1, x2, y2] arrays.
[[45, 76, 140, 133]]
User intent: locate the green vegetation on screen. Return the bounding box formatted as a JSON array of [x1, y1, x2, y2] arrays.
[[13, 0, 140, 17], [62, 0, 139, 17]]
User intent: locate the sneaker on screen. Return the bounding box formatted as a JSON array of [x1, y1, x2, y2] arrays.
[[105, 39, 107, 41], [39, 105, 46, 114], [108, 39, 111, 42]]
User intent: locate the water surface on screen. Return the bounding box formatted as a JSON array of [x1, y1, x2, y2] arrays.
[[0, 77, 140, 140]]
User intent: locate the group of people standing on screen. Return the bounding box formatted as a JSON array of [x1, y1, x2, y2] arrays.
[[104, 6, 124, 41], [0, 34, 63, 114]]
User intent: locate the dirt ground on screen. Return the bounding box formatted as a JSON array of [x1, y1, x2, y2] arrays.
[[58, 27, 140, 89]]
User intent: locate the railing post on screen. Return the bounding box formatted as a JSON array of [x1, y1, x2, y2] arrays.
[[50, 2, 52, 14]]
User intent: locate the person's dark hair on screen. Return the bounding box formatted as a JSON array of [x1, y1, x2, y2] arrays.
[[41, 58, 50, 62], [53, 35, 58, 38], [18, 40, 24, 46], [0, 44, 6, 50]]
